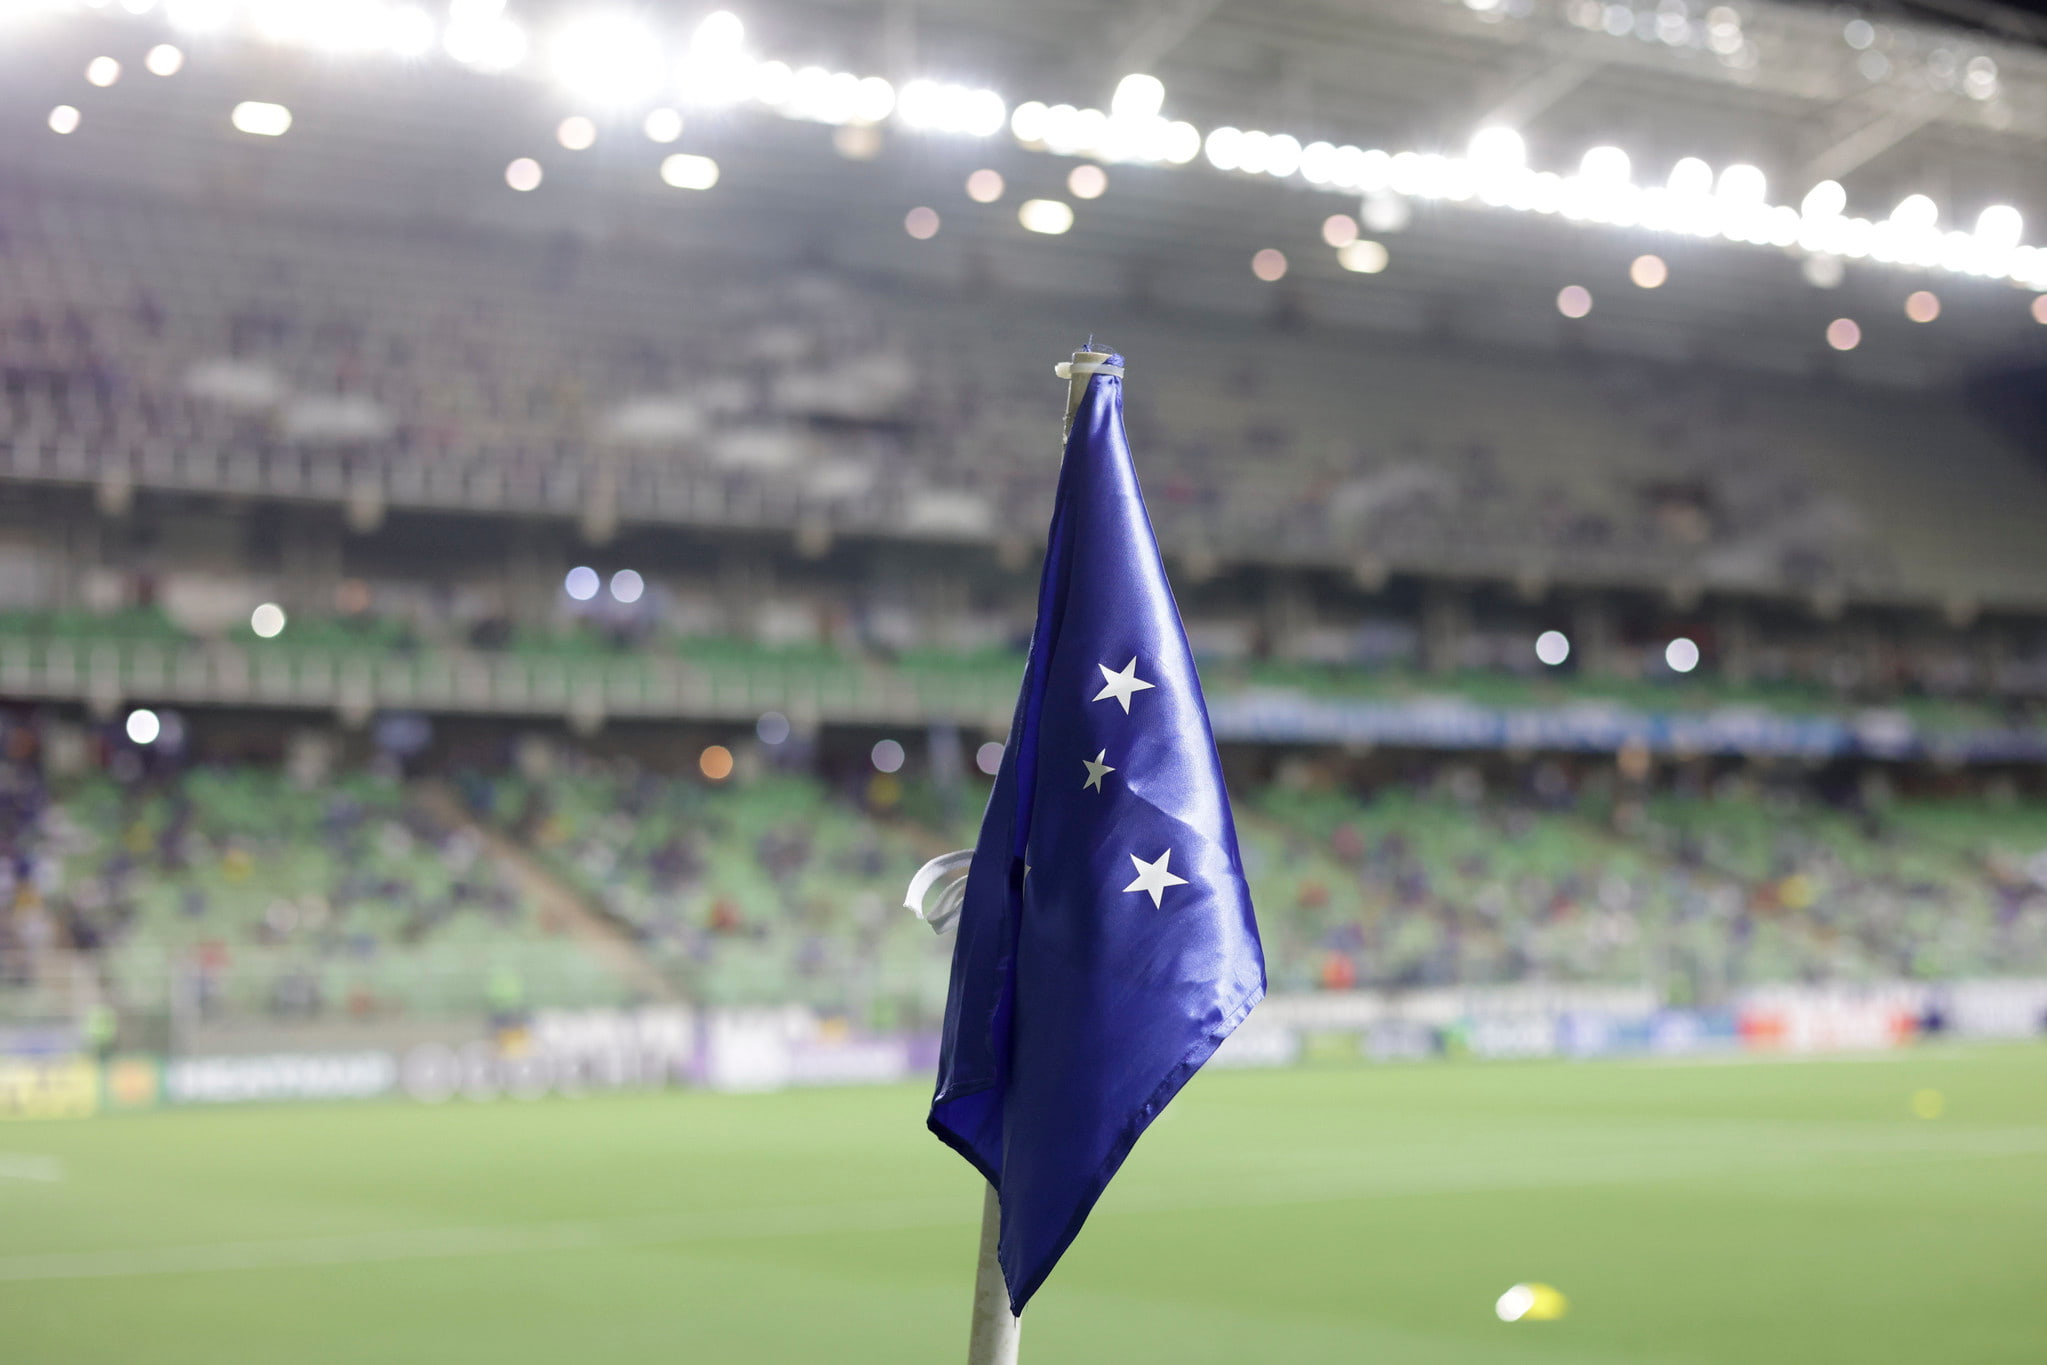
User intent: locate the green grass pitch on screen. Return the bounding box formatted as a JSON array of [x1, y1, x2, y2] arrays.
[[3, 1046, 2044, 1363]]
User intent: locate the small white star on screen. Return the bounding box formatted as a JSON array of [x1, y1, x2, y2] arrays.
[[1082, 749, 1115, 792], [1092, 657, 1155, 713], [1123, 849, 1188, 909]]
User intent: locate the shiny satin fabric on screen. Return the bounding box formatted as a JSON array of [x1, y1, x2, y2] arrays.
[[927, 352, 1267, 1314]]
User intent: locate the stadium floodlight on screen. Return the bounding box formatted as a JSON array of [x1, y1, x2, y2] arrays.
[[1017, 199, 1073, 234], [677, 10, 750, 106], [659, 153, 719, 190], [1579, 145, 1630, 184], [643, 107, 683, 143], [897, 80, 1007, 137], [1535, 631, 1570, 666], [1800, 179, 1847, 219], [1664, 637, 1701, 673], [1890, 194, 1939, 232], [125, 708, 161, 745], [47, 104, 80, 135], [165, 0, 233, 30], [1469, 126, 1525, 169], [443, 0, 524, 69], [1976, 205, 2023, 251], [1666, 157, 1713, 197], [387, 4, 434, 57], [1010, 102, 1050, 143], [1203, 125, 1244, 171], [550, 14, 664, 104], [231, 102, 293, 137], [145, 43, 184, 75], [1716, 163, 1766, 205], [1111, 73, 1165, 120]]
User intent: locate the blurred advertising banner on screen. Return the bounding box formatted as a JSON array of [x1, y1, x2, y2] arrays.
[[0, 1059, 99, 1120]]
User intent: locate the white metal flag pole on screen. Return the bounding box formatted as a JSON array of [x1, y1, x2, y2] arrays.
[[952, 346, 1115, 1365], [966, 1182, 1020, 1365]]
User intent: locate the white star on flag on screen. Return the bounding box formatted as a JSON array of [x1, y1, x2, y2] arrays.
[[1092, 657, 1155, 713], [1082, 749, 1115, 791], [1122, 849, 1188, 908]]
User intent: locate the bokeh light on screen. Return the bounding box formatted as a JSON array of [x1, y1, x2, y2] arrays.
[[871, 738, 905, 773], [1905, 290, 1940, 323], [125, 708, 161, 745], [1536, 630, 1570, 666], [1251, 248, 1288, 282], [904, 206, 940, 239], [756, 712, 791, 745], [1067, 164, 1108, 199], [698, 745, 734, 781], [660, 154, 720, 190], [564, 566, 599, 601], [965, 168, 1004, 203], [1629, 254, 1668, 288], [1826, 317, 1861, 351], [505, 157, 543, 191], [145, 44, 185, 76], [1665, 637, 1701, 673], [250, 603, 287, 639], [976, 741, 1004, 775], [48, 105, 80, 135], [556, 115, 596, 150], [1557, 285, 1592, 318], [1322, 213, 1359, 248], [86, 56, 122, 87], [1018, 199, 1073, 234], [609, 569, 644, 603], [1337, 239, 1388, 273]]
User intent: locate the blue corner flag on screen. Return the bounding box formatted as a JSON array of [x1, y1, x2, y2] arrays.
[[927, 350, 1266, 1314]]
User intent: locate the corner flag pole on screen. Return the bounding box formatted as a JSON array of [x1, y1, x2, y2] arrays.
[[959, 345, 1108, 1365]]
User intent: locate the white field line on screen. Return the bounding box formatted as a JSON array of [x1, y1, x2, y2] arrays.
[[0, 1154, 62, 1183]]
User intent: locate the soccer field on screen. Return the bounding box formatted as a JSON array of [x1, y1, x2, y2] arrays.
[[3, 1047, 2044, 1364]]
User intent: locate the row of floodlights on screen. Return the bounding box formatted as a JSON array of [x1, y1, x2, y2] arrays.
[[26, 2, 2042, 291]]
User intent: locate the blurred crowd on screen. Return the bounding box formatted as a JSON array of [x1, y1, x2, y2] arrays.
[[7, 734, 2047, 1033], [0, 187, 1920, 596]]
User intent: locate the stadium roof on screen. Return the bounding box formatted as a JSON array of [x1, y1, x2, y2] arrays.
[[3, 0, 2046, 380]]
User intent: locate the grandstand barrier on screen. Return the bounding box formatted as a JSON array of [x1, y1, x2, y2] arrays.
[[5, 982, 2043, 1119]]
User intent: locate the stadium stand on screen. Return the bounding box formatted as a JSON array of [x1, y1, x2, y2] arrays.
[[7, 184, 2047, 603]]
